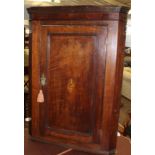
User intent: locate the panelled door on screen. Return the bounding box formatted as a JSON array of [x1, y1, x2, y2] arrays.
[[38, 24, 108, 147]]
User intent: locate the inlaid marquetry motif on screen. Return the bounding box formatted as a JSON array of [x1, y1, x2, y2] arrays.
[[67, 78, 76, 93]]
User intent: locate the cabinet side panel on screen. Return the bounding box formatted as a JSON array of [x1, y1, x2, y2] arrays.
[[101, 17, 127, 151], [109, 18, 127, 150], [30, 21, 41, 137]]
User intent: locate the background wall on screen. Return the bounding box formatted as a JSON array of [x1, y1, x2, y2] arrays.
[[126, 15, 131, 47]]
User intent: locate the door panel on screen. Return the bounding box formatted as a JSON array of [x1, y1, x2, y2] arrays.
[[40, 25, 107, 144], [47, 35, 95, 134]]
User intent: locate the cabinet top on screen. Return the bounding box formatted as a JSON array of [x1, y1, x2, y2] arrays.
[[27, 5, 129, 21], [28, 5, 129, 13]]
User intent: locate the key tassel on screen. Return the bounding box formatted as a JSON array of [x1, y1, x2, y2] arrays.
[[37, 89, 44, 103]]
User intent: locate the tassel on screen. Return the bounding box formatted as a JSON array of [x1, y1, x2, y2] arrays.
[[37, 89, 44, 103]]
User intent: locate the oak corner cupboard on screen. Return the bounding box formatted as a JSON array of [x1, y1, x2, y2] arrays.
[[27, 5, 129, 155]]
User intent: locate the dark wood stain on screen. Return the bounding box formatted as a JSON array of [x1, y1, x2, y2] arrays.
[[47, 35, 94, 133], [25, 128, 131, 155], [28, 5, 129, 155]]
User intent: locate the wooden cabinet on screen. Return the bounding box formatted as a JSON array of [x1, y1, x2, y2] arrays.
[[28, 6, 129, 154]]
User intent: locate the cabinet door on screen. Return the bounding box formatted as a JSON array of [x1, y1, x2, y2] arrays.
[[37, 25, 108, 149]]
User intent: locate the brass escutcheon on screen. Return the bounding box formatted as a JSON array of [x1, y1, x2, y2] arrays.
[[40, 73, 46, 86]]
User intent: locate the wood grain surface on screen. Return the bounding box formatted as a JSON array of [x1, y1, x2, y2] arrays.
[[28, 5, 129, 154]]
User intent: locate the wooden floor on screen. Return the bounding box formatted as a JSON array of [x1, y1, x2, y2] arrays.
[[24, 128, 130, 155]]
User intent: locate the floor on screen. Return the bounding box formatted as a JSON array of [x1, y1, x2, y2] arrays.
[[24, 127, 130, 155], [119, 96, 131, 137], [119, 97, 131, 126]]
